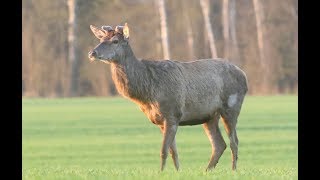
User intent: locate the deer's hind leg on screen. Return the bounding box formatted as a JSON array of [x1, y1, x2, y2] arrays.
[[220, 95, 244, 170], [202, 113, 227, 171], [221, 112, 239, 170]]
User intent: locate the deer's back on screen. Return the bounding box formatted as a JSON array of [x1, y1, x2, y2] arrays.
[[141, 58, 247, 100], [140, 58, 247, 120], [179, 59, 248, 95]]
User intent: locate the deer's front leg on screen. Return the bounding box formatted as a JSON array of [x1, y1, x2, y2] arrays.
[[159, 126, 180, 171], [160, 121, 178, 171]]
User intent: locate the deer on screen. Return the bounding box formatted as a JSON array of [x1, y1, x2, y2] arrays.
[[88, 23, 248, 172]]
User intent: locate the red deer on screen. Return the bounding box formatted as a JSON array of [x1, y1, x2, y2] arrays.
[[88, 23, 248, 171]]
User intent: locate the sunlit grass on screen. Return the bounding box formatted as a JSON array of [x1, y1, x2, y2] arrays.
[[23, 95, 297, 179]]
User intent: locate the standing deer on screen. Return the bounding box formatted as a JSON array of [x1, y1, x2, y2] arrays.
[[88, 23, 248, 171]]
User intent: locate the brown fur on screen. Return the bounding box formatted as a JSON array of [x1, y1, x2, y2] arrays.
[[88, 23, 248, 171]]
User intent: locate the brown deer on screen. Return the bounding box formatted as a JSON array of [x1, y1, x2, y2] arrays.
[[88, 23, 248, 171]]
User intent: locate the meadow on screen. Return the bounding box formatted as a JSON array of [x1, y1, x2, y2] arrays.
[[22, 96, 297, 179]]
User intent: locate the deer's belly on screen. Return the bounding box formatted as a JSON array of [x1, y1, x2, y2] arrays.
[[138, 98, 221, 126], [179, 111, 214, 126], [179, 101, 221, 126], [178, 118, 210, 126]]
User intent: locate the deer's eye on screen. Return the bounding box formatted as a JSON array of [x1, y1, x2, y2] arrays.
[[112, 40, 119, 44]]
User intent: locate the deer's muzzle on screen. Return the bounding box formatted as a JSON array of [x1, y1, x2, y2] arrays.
[[88, 50, 97, 61]]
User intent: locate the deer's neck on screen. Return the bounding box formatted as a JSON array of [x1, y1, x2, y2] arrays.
[[110, 46, 151, 103]]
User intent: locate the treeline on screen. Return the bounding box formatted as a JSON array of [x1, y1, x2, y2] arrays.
[[22, 0, 298, 97]]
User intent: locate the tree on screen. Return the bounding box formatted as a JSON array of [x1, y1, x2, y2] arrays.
[[200, 0, 218, 58], [182, 1, 195, 60], [222, 0, 229, 58], [68, 0, 80, 96], [229, 0, 240, 65], [253, 0, 269, 92], [158, 0, 170, 59]]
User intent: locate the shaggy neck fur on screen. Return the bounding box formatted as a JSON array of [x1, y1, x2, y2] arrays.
[[110, 45, 152, 103]]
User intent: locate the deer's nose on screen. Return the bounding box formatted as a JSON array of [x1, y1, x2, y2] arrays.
[[88, 50, 97, 58]]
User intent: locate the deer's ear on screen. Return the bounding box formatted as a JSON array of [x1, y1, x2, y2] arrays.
[[123, 23, 129, 40], [90, 25, 106, 39]]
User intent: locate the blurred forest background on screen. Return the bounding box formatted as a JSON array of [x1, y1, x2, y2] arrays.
[[22, 0, 298, 97]]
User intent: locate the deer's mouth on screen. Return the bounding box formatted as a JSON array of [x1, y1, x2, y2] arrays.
[[88, 53, 98, 62], [88, 56, 96, 62], [88, 56, 111, 62], [98, 57, 113, 61]]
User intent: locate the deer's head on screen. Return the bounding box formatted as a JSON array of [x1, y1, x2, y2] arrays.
[[88, 23, 130, 63]]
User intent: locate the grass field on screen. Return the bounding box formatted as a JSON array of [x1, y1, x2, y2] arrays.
[[22, 95, 297, 180]]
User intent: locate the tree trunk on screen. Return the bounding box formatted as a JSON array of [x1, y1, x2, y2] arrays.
[[291, 0, 298, 22], [68, 0, 79, 96], [222, 0, 229, 58], [182, 3, 195, 60], [158, 0, 170, 59], [229, 0, 240, 65], [253, 0, 268, 92], [186, 15, 195, 60], [200, 0, 218, 58]]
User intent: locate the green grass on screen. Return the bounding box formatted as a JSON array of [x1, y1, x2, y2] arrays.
[[23, 95, 297, 180]]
